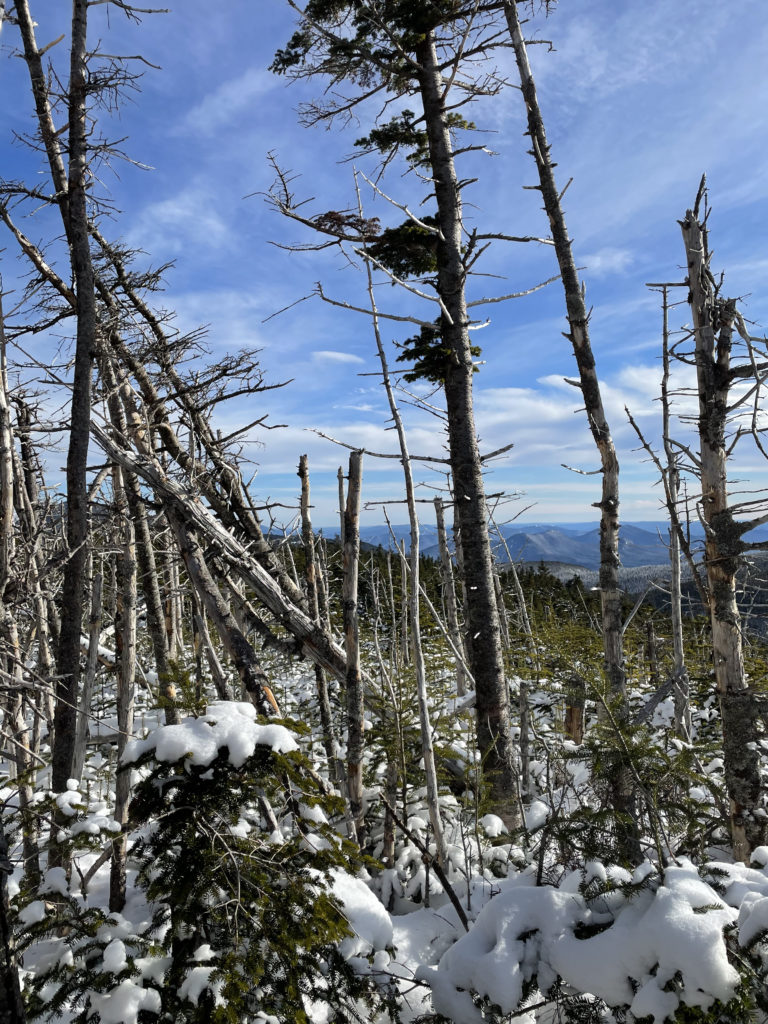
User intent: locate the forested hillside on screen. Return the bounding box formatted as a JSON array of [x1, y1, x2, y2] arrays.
[[0, 2, 767, 1023]]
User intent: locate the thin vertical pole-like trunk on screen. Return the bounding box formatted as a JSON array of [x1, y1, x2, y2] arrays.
[[72, 568, 102, 783], [359, 230, 447, 864], [659, 288, 691, 737], [434, 497, 466, 697], [504, 1, 624, 702], [416, 32, 518, 828], [110, 467, 135, 913], [166, 511, 277, 717], [681, 200, 765, 861], [51, 0, 96, 797], [337, 466, 346, 548], [194, 609, 232, 701], [505, 1, 636, 858], [298, 455, 339, 775], [102, 351, 179, 722], [397, 540, 410, 669], [0, 289, 39, 886], [343, 451, 365, 843]]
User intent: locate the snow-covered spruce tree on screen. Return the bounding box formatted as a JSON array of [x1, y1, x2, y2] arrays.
[[21, 704, 395, 1023], [272, 0, 525, 828]]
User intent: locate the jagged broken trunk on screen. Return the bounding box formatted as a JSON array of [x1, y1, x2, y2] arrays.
[[680, 203, 766, 863]]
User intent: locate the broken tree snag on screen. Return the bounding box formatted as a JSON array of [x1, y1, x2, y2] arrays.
[[564, 673, 586, 745], [343, 451, 365, 844], [680, 196, 766, 862]]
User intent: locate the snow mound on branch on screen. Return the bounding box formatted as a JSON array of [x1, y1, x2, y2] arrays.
[[122, 701, 298, 769], [330, 870, 394, 959], [425, 863, 740, 1024], [88, 981, 161, 1024]]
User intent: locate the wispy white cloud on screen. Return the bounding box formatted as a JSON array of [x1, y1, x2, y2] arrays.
[[581, 247, 634, 277], [313, 350, 366, 365], [126, 183, 230, 256], [176, 68, 276, 137]]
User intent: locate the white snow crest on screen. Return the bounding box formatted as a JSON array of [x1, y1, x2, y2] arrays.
[[427, 863, 740, 1024], [88, 981, 161, 1024], [122, 701, 298, 769], [330, 870, 394, 959]]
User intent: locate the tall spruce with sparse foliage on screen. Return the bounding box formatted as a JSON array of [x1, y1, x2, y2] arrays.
[[273, 0, 519, 827]]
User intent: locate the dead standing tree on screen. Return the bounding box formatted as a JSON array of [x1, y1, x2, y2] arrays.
[[503, 0, 639, 860], [679, 183, 768, 861]]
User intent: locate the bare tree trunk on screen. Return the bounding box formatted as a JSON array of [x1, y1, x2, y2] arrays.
[[337, 466, 346, 548], [505, 1, 636, 859], [298, 455, 339, 773], [110, 467, 136, 913], [359, 237, 447, 864], [72, 569, 102, 783], [92, 422, 367, 697], [680, 197, 765, 861], [659, 289, 692, 737], [434, 497, 466, 697], [504, 0, 624, 702], [416, 32, 518, 828], [102, 350, 179, 723], [52, 0, 96, 797], [398, 541, 410, 670], [343, 452, 365, 843], [194, 608, 232, 701], [0, 289, 39, 887]]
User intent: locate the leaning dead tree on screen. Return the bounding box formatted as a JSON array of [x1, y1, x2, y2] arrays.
[[504, 0, 637, 858], [504, 0, 624, 704], [679, 182, 768, 861]]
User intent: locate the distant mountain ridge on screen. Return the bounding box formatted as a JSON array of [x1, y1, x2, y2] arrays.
[[318, 521, 768, 571]]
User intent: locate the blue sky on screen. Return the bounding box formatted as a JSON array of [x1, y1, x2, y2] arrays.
[[2, 0, 768, 528]]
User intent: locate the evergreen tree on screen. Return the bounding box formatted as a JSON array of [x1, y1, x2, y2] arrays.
[[273, 0, 520, 827]]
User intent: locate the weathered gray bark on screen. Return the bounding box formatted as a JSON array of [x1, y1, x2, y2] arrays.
[[343, 451, 365, 842], [194, 608, 232, 701], [505, 0, 637, 859], [298, 455, 339, 774], [659, 291, 692, 737], [45, 0, 97, 800], [102, 351, 179, 722], [72, 570, 103, 783], [416, 31, 518, 828], [362, 252, 447, 864], [680, 199, 766, 862], [0, 290, 39, 887], [434, 497, 467, 697], [504, 0, 625, 701], [91, 422, 363, 696], [110, 467, 136, 913]]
